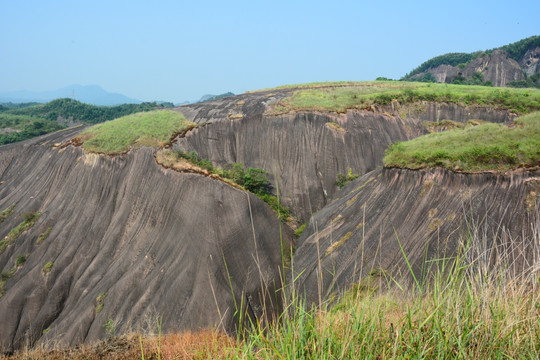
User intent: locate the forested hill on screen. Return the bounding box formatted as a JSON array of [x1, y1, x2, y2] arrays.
[[0, 98, 170, 146], [402, 35, 540, 88]]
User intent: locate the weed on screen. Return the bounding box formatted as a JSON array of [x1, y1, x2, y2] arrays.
[[294, 223, 307, 237], [336, 168, 360, 189], [0, 204, 16, 223], [0, 268, 16, 298], [104, 319, 116, 336], [42, 261, 53, 275], [325, 121, 345, 132], [95, 292, 107, 313], [15, 254, 27, 266], [0, 211, 41, 254], [36, 226, 52, 244]]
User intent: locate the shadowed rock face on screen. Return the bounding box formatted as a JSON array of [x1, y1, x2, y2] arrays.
[[292, 167, 539, 305], [175, 92, 514, 221], [0, 130, 291, 352]]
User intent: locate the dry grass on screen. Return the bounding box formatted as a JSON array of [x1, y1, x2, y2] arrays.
[[2, 331, 238, 360]]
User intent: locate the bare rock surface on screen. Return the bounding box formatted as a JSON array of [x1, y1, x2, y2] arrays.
[[175, 91, 514, 221], [292, 167, 539, 304], [0, 130, 291, 352], [411, 48, 538, 86]]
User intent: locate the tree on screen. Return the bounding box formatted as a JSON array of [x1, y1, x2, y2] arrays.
[[243, 168, 272, 195]]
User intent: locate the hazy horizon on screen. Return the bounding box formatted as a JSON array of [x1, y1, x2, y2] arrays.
[[1, 0, 538, 103]]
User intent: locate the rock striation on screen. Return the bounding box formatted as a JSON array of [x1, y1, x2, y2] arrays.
[[410, 46, 540, 87], [0, 130, 291, 352], [175, 91, 515, 222], [291, 167, 539, 305]]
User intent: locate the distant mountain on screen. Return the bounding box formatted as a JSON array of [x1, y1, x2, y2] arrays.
[[0, 85, 142, 106], [402, 35, 540, 88]]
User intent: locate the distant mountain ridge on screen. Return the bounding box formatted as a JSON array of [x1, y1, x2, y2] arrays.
[[402, 35, 540, 88], [0, 84, 142, 106]]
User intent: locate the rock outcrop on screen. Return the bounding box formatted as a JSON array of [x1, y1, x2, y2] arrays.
[[175, 91, 515, 221], [410, 46, 540, 87], [0, 130, 292, 352], [291, 167, 539, 305]]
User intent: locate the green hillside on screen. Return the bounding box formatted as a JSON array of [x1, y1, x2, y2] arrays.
[[0, 98, 165, 146], [403, 35, 540, 79]]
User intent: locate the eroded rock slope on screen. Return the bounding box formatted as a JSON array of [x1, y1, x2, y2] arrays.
[[292, 167, 539, 304], [175, 89, 514, 221], [0, 130, 291, 352]]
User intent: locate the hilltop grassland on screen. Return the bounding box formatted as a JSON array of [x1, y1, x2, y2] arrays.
[[384, 111, 540, 172], [77, 110, 196, 154], [266, 81, 540, 114]]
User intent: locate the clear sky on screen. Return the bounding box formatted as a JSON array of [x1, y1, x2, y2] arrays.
[[1, 0, 538, 103]]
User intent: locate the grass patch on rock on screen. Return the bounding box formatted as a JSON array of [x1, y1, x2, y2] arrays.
[[0, 211, 41, 254], [268, 81, 540, 114], [0, 204, 16, 223], [78, 110, 196, 155], [384, 112, 540, 172]]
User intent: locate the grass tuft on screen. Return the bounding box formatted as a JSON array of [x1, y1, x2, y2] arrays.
[[0, 204, 16, 223]]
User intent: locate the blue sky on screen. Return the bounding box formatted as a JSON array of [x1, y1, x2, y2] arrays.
[[1, 0, 538, 103]]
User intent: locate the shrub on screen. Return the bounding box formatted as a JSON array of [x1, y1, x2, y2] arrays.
[[336, 168, 360, 189], [243, 168, 272, 196], [15, 254, 27, 266]]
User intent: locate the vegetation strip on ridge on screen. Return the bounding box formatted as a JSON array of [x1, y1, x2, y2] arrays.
[[76, 110, 196, 155], [156, 149, 292, 222], [383, 112, 540, 172], [267, 81, 540, 115]]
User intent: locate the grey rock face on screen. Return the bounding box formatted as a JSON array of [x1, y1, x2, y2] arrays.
[[291, 167, 539, 305], [0, 130, 291, 352], [176, 93, 515, 222], [412, 48, 534, 86], [519, 46, 540, 77]]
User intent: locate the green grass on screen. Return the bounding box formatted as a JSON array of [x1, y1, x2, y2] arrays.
[[78, 110, 196, 154], [0, 211, 41, 255], [42, 261, 53, 275], [36, 226, 53, 244], [0, 204, 16, 223], [384, 111, 540, 172], [156, 149, 292, 222], [267, 81, 540, 114], [231, 221, 540, 359]]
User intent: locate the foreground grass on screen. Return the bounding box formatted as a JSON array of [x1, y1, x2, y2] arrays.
[[2, 331, 239, 360], [8, 258, 537, 359], [7, 221, 538, 359], [384, 111, 540, 172], [78, 110, 196, 154], [267, 81, 540, 114]]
